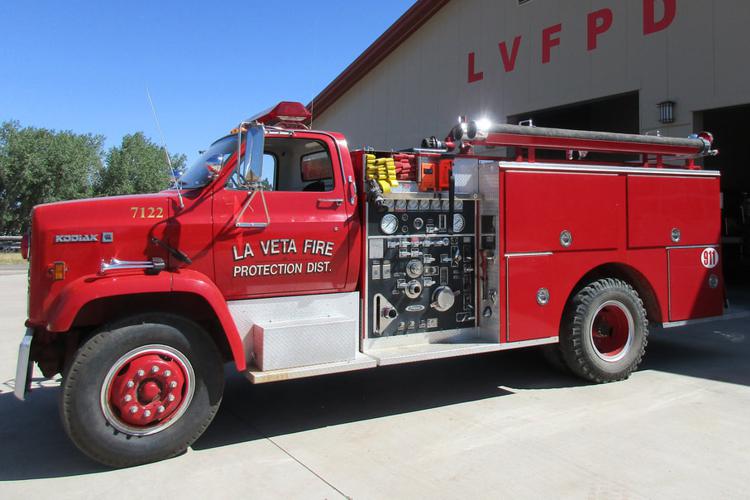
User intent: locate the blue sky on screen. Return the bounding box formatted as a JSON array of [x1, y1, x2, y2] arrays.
[[0, 0, 413, 162]]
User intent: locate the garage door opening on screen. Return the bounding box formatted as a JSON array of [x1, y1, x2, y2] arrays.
[[700, 104, 750, 285], [507, 92, 640, 162]]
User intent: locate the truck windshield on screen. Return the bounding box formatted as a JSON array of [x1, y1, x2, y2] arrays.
[[177, 135, 239, 189]]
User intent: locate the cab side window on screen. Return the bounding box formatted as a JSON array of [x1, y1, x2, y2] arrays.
[[227, 137, 334, 191], [266, 138, 334, 192]]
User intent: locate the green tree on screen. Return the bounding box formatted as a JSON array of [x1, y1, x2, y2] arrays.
[[95, 132, 186, 197], [0, 121, 104, 234]]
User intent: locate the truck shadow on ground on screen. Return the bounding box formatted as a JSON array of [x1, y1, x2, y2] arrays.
[[0, 325, 747, 480]]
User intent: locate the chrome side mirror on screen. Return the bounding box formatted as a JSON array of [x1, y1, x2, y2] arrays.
[[236, 122, 265, 187]]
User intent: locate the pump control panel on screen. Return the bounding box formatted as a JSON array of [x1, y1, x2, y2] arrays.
[[366, 198, 477, 337]]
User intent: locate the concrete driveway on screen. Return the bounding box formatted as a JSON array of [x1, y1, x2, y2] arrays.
[[1, 267, 749, 499]]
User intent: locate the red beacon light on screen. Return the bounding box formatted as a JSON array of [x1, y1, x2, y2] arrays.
[[247, 101, 312, 129]]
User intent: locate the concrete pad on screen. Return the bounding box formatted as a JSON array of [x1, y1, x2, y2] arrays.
[[1, 271, 749, 499]]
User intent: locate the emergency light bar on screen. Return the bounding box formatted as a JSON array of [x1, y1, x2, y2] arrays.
[[450, 119, 717, 161], [246, 101, 312, 129]]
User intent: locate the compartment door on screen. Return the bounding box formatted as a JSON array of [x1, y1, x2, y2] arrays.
[[668, 246, 723, 322], [506, 254, 561, 342]]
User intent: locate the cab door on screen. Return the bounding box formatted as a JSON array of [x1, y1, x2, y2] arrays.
[[212, 132, 351, 300]]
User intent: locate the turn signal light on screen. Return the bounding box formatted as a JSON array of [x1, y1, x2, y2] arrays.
[[50, 261, 67, 281]]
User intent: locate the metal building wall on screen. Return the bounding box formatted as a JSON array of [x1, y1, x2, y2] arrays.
[[313, 0, 750, 151]]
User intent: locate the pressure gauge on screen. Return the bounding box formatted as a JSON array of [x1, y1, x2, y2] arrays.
[[407, 199, 419, 211], [383, 199, 395, 211], [395, 199, 407, 212], [441, 200, 450, 212], [430, 199, 441, 211], [455, 199, 464, 211], [419, 199, 430, 211], [380, 214, 399, 235], [452, 214, 466, 233]]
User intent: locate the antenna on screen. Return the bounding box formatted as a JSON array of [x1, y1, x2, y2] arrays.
[[146, 88, 184, 209]]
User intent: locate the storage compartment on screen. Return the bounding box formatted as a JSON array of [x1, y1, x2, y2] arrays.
[[627, 175, 721, 248], [506, 254, 562, 342], [505, 171, 625, 253], [668, 246, 724, 321], [253, 316, 357, 371]]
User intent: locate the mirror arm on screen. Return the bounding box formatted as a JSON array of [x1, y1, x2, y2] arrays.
[[235, 188, 271, 229]]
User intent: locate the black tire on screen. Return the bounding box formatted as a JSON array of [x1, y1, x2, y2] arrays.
[[60, 313, 224, 467], [559, 278, 648, 383]]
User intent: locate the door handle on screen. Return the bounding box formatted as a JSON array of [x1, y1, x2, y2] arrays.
[[318, 198, 344, 206]]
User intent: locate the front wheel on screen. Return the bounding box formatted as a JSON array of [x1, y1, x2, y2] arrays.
[[559, 278, 648, 383], [61, 314, 224, 467]]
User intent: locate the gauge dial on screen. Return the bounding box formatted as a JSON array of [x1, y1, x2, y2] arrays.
[[395, 199, 407, 211], [383, 199, 395, 211], [380, 214, 399, 235], [441, 200, 450, 212], [430, 199, 441, 211], [407, 199, 419, 210], [419, 199, 430, 211], [455, 199, 464, 211], [452, 213, 466, 233]]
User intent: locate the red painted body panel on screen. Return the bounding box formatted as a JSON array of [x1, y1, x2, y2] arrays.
[[505, 171, 625, 253], [211, 132, 353, 300], [28, 193, 174, 325], [505, 248, 671, 342], [668, 247, 724, 321], [627, 176, 721, 248]]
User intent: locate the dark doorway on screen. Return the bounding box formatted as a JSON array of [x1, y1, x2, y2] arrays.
[[507, 92, 640, 162], [701, 104, 750, 285]]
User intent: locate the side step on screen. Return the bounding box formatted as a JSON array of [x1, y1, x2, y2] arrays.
[[366, 337, 558, 366], [245, 352, 377, 384]]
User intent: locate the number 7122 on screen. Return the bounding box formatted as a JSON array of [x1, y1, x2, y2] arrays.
[[130, 207, 165, 219]]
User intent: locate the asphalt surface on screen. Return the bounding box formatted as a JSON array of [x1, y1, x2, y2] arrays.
[[1, 266, 749, 499]]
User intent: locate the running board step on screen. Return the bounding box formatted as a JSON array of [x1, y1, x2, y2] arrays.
[[366, 337, 559, 366], [245, 352, 377, 384]]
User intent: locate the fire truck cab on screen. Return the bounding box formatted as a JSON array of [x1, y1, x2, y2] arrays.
[[15, 101, 723, 467]]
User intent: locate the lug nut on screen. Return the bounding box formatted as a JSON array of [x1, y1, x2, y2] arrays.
[[144, 409, 152, 417], [151, 365, 159, 373], [137, 369, 145, 377], [169, 381, 178, 389], [124, 394, 132, 402], [157, 406, 165, 413], [126, 380, 135, 388], [164, 370, 171, 377], [129, 406, 138, 414], [168, 394, 175, 402]]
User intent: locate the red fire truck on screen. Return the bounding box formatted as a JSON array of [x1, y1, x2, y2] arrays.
[[15, 102, 723, 467]]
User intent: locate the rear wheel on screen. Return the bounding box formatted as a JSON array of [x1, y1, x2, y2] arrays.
[[61, 314, 224, 467], [559, 278, 648, 383]]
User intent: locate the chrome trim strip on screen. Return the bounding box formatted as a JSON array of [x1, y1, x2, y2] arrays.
[[505, 252, 554, 258], [14, 328, 33, 401], [659, 310, 750, 329], [100, 258, 165, 274], [666, 244, 720, 250], [497, 161, 721, 177]]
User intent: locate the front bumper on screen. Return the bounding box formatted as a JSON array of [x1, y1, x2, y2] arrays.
[[14, 328, 33, 400]]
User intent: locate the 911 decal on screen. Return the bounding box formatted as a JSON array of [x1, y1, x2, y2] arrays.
[[232, 238, 335, 277], [701, 247, 719, 269]]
